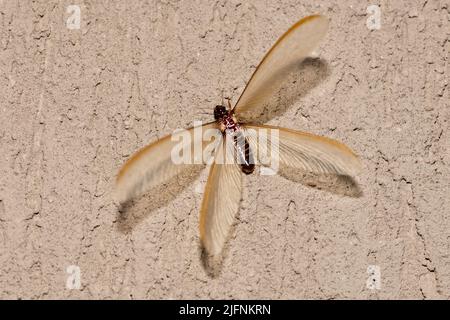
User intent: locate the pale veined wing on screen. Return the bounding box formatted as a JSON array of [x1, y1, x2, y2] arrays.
[[115, 122, 220, 204], [244, 124, 361, 176], [199, 134, 242, 255], [233, 15, 329, 122]]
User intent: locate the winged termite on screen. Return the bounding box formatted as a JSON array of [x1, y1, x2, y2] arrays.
[[115, 15, 362, 256]]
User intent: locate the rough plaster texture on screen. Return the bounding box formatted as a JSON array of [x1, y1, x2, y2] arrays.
[[0, 0, 449, 299]]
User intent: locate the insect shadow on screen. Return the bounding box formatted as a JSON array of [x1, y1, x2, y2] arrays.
[[116, 57, 362, 277]]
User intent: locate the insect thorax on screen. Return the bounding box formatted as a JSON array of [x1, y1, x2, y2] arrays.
[[214, 105, 239, 133], [219, 114, 239, 133]]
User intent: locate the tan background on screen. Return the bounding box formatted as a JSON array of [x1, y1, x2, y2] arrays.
[[0, 0, 449, 299]]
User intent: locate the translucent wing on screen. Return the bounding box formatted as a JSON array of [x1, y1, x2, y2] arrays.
[[244, 124, 361, 176], [233, 15, 329, 121], [115, 122, 220, 203], [199, 135, 242, 255]]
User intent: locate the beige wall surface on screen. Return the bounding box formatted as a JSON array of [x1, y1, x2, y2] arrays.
[[0, 0, 448, 299]]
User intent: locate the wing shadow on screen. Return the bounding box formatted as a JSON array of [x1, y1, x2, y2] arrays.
[[278, 166, 362, 198], [239, 57, 330, 124], [198, 215, 242, 278], [116, 165, 204, 234], [199, 244, 225, 278]]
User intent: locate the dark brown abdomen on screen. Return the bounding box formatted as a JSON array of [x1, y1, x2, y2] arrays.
[[233, 132, 255, 175]]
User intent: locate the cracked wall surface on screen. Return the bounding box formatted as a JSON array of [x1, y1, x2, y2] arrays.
[[0, 0, 449, 299]]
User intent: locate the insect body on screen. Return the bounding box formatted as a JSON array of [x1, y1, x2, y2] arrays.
[[115, 15, 362, 256], [215, 105, 255, 174]]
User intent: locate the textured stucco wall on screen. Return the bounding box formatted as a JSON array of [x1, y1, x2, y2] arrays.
[[0, 0, 449, 299]]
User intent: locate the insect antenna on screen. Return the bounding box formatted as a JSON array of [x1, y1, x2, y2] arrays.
[[226, 97, 232, 112], [220, 89, 225, 107], [194, 105, 214, 121]]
